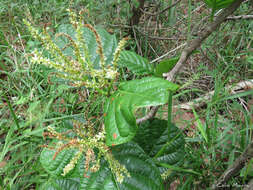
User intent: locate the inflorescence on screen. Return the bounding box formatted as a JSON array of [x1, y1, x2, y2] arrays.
[[26, 8, 130, 183]]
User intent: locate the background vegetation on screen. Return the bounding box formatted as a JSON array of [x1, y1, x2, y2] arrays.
[[0, 0, 252, 189]]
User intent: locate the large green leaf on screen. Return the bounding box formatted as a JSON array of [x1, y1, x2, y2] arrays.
[[80, 142, 163, 190], [55, 24, 117, 68], [104, 77, 180, 146], [79, 160, 117, 190], [112, 142, 164, 190], [40, 145, 80, 178], [40, 178, 80, 190], [118, 50, 154, 75], [41, 142, 164, 190], [134, 119, 185, 174]]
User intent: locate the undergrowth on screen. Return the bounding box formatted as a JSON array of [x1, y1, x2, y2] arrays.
[[0, 0, 252, 189]]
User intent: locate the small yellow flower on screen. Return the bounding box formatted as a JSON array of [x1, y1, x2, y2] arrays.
[[62, 151, 82, 176]]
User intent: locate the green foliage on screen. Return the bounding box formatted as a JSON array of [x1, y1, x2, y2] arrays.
[[40, 178, 80, 190], [203, 0, 235, 10], [40, 145, 80, 178], [154, 57, 179, 78], [134, 119, 185, 175], [118, 50, 154, 75], [104, 77, 179, 146], [192, 107, 208, 143], [2, 0, 251, 189], [24, 9, 127, 93], [203, 0, 236, 19], [40, 141, 164, 190], [24, 8, 182, 189], [54, 24, 118, 69]]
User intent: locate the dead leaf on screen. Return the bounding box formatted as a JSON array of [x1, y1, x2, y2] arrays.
[[0, 161, 7, 168]]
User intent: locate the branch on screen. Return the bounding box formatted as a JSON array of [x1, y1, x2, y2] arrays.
[[212, 141, 253, 189], [163, 0, 246, 81], [174, 79, 253, 110], [226, 15, 253, 20], [136, 0, 246, 124], [150, 43, 186, 63], [136, 106, 159, 124]]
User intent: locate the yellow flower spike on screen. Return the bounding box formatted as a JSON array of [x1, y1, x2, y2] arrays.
[[25, 8, 123, 93], [112, 37, 128, 70], [84, 24, 105, 69], [55, 33, 83, 65], [62, 150, 83, 176]]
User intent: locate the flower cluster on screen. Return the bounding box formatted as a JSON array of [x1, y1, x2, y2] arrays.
[[26, 7, 130, 184], [44, 123, 130, 183], [24, 8, 128, 95]]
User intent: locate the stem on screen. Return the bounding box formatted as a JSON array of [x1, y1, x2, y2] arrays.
[[153, 133, 181, 160], [3, 94, 20, 129], [167, 90, 173, 138], [153, 91, 174, 160]]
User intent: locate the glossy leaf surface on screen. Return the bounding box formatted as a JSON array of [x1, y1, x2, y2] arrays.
[[40, 178, 80, 190], [41, 142, 164, 190], [40, 145, 80, 178], [104, 77, 180, 146], [118, 50, 154, 75], [134, 119, 185, 173]]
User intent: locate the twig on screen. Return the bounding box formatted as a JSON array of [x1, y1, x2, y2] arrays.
[[136, 106, 159, 124], [212, 141, 253, 189], [136, 0, 246, 124], [163, 0, 246, 81], [226, 15, 253, 20], [150, 43, 186, 63], [174, 79, 253, 110]]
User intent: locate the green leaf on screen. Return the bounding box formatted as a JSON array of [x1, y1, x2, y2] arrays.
[[157, 163, 201, 175], [112, 142, 164, 190], [118, 51, 154, 75], [55, 24, 117, 68], [79, 162, 117, 190], [40, 178, 80, 190], [40, 145, 80, 178], [203, 0, 235, 11], [104, 77, 180, 146], [41, 142, 164, 190], [134, 119, 185, 174], [80, 142, 164, 190], [154, 57, 179, 77], [192, 107, 208, 143], [134, 119, 167, 153], [216, 0, 236, 9]]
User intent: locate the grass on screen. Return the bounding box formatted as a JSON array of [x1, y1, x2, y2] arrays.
[[0, 0, 253, 189]]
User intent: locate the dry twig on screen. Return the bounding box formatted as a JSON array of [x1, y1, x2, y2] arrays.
[[174, 79, 253, 110], [226, 15, 253, 20]]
